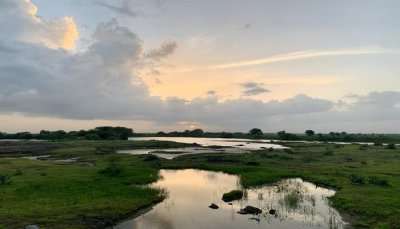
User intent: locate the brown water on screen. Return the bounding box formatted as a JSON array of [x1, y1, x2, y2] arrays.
[[114, 169, 346, 229]]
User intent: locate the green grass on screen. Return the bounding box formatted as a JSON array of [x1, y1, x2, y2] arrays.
[[0, 140, 400, 228], [0, 140, 190, 229]]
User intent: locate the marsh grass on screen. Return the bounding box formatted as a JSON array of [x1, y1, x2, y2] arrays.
[[0, 140, 399, 228]]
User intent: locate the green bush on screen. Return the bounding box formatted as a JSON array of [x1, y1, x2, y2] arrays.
[[0, 175, 11, 185], [368, 176, 389, 187], [349, 174, 365, 185], [385, 144, 396, 150], [98, 163, 123, 177]]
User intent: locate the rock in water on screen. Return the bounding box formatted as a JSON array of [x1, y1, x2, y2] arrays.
[[269, 209, 276, 215], [222, 190, 244, 202], [237, 206, 262, 215], [209, 203, 219, 209]]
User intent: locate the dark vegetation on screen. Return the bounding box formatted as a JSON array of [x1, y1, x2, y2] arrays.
[[0, 126, 134, 140], [2, 127, 400, 144], [143, 128, 400, 144]]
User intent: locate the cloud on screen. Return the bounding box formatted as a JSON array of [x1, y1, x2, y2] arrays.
[[243, 24, 251, 29], [0, 0, 79, 50], [240, 82, 270, 96], [175, 48, 394, 72], [145, 41, 178, 60], [2, 0, 400, 133], [95, 0, 139, 18]]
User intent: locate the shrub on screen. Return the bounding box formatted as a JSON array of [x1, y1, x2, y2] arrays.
[[246, 161, 260, 166], [143, 154, 159, 161], [385, 144, 396, 150], [324, 149, 334, 156], [374, 142, 383, 146], [349, 174, 365, 185], [0, 175, 11, 185], [99, 163, 123, 177], [14, 169, 23, 176], [368, 176, 389, 187], [284, 148, 294, 154]]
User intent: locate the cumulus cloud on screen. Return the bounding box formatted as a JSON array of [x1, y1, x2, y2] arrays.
[[0, 0, 79, 50], [1, 0, 400, 132], [240, 82, 270, 96]]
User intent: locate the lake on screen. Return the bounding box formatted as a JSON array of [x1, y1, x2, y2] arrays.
[[114, 169, 346, 229]]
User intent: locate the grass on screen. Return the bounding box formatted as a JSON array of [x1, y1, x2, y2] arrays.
[[0, 140, 190, 229], [0, 140, 399, 228]]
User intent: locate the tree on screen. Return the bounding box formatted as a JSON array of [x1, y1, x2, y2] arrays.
[[249, 128, 263, 137], [305, 130, 315, 136], [190, 129, 204, 137]]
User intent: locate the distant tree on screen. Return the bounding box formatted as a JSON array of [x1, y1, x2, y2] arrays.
[[157, 131, 167, 136], [249, 128, 263, 138], [93, 126, 134, 140], [15, 132, 33, 139], [277, 130, 298, 140], [190, 129, 204, 137], [277, 130, 286, 137], [220, 132, 234, 138], [305, 130, 315, 136]]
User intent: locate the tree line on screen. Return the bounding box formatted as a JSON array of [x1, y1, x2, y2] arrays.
[[149, 128, 399, 144], [1, 127, 399, 143], [0, 127, 134, 140]]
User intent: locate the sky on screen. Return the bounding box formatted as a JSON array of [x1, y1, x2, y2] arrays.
[[0, 0, 400, 133]]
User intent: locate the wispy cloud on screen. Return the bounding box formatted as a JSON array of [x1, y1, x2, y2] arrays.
[[176, 48, 394, 72], [240, 82, 270, 96], [95, 1, 138, 18]]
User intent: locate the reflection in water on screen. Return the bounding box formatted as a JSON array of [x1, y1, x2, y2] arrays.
[[117, 147, 250, 159], [129, 137, 287, 150], [114, 169, 346, 229]]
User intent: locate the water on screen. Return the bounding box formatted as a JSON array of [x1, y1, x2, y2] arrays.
[[129, 137, 287, 150], [118, 147, 249, 159], [115, 169, 346, 229], [121, 137, 287, 159]]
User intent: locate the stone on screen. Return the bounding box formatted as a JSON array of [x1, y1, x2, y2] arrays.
[[209, 203, 219, 209]]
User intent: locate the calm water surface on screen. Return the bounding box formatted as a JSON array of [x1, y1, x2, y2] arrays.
[[115, 169, 346, 229], [121, 137, 287, 159], [129, 137, 287, 150]]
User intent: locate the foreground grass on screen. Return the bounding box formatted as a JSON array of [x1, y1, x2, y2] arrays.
[[0, 140, 399, 228], [0, 140, 189, 229]]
